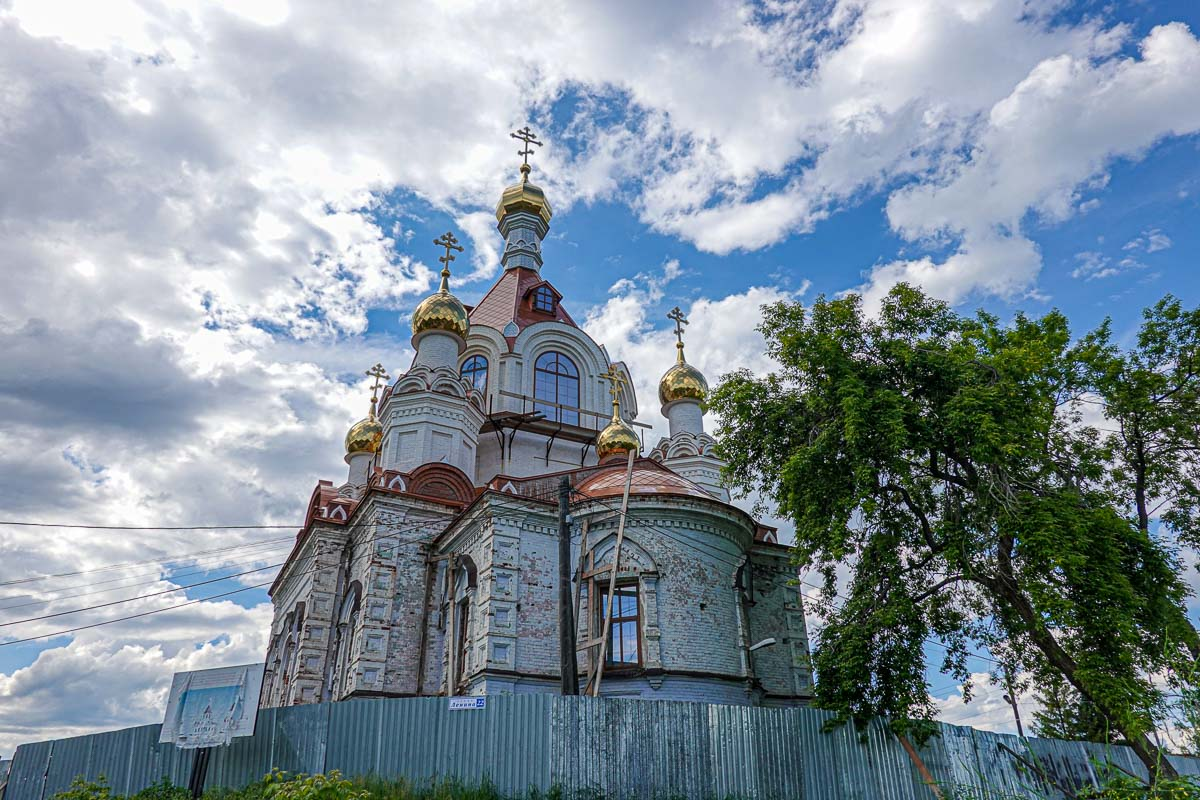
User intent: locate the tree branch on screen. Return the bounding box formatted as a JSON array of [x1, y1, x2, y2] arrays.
[[880, 482, 942, 553], [912, 574, 965, 604]]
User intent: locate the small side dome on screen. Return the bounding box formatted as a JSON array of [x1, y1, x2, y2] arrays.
[[596, 417, 640, 460], [411, 290, 470, 339], [345, 414, 383, 456], [496, 164, 552, 226], [659, 361, 708, 405]]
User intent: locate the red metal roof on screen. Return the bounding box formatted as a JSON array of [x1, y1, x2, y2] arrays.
[[574, 462, 714, 501], [468, 267, 577, 339]]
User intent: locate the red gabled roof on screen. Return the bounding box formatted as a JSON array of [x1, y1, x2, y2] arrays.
[[468, 267, 577, 340]]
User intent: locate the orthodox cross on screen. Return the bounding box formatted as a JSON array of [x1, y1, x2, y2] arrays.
[[667, 306, 689, 361], [365, 363, 389, 412], [601, 365, 628, 410], [433, 231, 464, 290], [510, 126, 543, 167], [434, 231, 463, 270], [667, 306, 689, 344]]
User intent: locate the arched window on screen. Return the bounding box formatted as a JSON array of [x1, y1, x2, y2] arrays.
[[460, 355, 488, 392], [532, 285, 555, 314], [534, 351, 579, 425]]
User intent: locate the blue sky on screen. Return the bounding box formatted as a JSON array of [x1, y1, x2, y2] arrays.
[[2, 0, 1200, 752]]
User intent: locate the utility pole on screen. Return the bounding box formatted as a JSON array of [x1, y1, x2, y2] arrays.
[[1003, 666, 1026, 739], [558, 476, 579, 694]]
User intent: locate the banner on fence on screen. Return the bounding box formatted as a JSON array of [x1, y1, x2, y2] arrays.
[[159, 663, 264, 748]]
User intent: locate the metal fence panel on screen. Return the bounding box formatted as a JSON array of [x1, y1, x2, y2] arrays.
[[325, 698, 385, 779], [10, 696, 1200, 800], [122, 725, 195, 795], [6, 741, 52, 800], [911, 723, 980, 798], [552, 696, 715, 799], [969, 730, 1051, 799], [206, 704, 329, 791], [459, 694, 549, 795], [42, 735, 92, 799]]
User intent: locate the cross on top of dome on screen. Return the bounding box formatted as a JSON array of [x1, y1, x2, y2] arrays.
[[510, 126, 543, 168], [601, 364, 628, 409], [433, 231, 464, 291], [366, 363, 389, 407], [667, 306, 689, 363]]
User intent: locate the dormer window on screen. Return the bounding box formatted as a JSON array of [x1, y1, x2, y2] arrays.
[[532, 285, 555, 314]]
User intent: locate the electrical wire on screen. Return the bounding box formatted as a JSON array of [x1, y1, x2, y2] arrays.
[[0, 535, 297, 588], [0, 541, 294, 611], [0, 514, 456, 647], [0, 521, 300, 531], [0, 560, 288, 628], [0, 493, 552, 643]]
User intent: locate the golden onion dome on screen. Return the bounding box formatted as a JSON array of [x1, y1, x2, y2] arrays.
[[412, 291, 469, 338], [496, 164, 552, 226], [596, 416, 640, 460], [345, 409, 383, 456], [411, 265, 470, 339], [659, 360, 708, 405]]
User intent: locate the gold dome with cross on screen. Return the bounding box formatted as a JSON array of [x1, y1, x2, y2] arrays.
[[412, 231, 471, 339], [496, 126, 553, 226], [658, 306, 708, 405], [596, 365, 640, 460], [345, 363, 388, 456]]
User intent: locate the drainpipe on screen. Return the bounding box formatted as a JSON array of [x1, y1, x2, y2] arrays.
[[734, 555, 756, 695]]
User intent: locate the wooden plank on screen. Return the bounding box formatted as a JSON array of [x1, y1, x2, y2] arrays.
[[586, 449, 637, 696]]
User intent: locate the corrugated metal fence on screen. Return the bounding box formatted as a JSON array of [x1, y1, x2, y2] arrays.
[[6, 696, 1200, 800]]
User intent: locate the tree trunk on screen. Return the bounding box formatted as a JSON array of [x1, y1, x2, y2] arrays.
[[978, 572, 1177, 782]]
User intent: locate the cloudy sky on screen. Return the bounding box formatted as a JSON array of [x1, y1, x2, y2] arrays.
[[1, 0, 1199, 756]]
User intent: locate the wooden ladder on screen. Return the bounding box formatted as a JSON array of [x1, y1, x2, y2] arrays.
[[574, 450, 637, 696]]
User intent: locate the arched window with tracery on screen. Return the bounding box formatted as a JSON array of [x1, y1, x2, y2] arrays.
[[460, 355, 488, 393], [534, 351, 579, 425]]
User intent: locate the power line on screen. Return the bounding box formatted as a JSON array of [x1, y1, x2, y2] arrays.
[[0, 560, 287, 628], [0, 541, 293, 610], [0, 579, 276, 648], [0, 535, 296, 588], [0, 495, 549, 644], [0, 521, 299, 531], [0, 515, 457, 647]]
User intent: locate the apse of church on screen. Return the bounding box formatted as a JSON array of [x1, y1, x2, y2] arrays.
[[260, 129, 814, 709]]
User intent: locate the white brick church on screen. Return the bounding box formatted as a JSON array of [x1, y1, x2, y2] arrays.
[[260, 132, 814, 708]]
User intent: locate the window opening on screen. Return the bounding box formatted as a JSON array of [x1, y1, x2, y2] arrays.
[[534, 351, 580, 425], [532, 285, 555, 313], [460, 355, 488, 392], [598, 582, 640, 665], [456, 599, 471, 684]]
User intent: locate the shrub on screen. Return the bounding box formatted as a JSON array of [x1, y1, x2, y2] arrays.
[[260, 771, 368, 800], [51, 776, 113, 800], [1076, 773, 1200, 800], [131, 778, 191, 800]]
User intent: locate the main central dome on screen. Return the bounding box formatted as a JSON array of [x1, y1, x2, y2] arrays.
[[496, 163, 552, 226]]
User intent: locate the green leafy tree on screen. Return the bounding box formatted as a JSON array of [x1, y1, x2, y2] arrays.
[[1031, 671, 1118, 743], [708, 285, 1199, 780]]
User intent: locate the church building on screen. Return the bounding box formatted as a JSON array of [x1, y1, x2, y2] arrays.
[[260, 130, 814, 708]]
